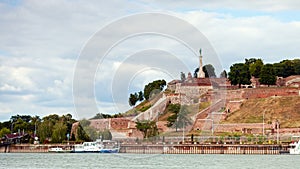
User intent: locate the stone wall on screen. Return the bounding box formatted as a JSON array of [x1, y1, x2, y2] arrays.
[[242, 88, 299, 99], [226, 100, 243, 113], [224, 87, 300, 100], [214, 123, 273, 134]]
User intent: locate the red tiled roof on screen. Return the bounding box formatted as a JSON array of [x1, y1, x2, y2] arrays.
[[5, 133, 28, 139]]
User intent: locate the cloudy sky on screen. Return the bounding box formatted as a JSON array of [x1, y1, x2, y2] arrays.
[[0, 0, 300, 121]]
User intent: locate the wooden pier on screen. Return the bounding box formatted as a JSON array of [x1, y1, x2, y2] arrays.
[[119, 144, 289, 154]]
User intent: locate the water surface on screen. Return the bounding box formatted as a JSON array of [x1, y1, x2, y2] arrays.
[[0, 153, 298, 169]]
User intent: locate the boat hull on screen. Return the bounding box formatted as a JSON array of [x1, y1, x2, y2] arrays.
[[100, 148, 119, 153]]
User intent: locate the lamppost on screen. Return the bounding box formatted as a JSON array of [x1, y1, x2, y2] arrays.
[[182, 119, 185, 144], [262, 110, 266, 142], [276, 120, 280, 144], [34, 121, 37, 138], [206, 119, 214, 135], [10, 119, 14, 134]]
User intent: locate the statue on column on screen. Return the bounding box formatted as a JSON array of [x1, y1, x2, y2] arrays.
[[197, 48, 205, 78]]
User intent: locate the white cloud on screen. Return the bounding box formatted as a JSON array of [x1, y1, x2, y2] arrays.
[[0, 0, 300, 121], [145, 0, 300, 12]]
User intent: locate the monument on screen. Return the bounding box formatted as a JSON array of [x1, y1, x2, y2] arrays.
[[197, 48, 205, 78]]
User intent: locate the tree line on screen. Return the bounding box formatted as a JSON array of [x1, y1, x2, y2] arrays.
[[228, 58, 300, 87], [128, 79, 166, 106], [0, 114, 76, 143], [0, 113, 117, 144]]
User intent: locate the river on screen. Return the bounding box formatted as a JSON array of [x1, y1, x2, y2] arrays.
[[0, 153, 298, 169]]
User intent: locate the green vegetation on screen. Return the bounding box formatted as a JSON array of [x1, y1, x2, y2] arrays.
[[143, 79, 166, 100], [128, 91, 144, 106], [0, 114, 77, 143], [248, 58, 263, 78], [90, 113, 123, 119], [76, 119, 112, 142], [180, 72, 186, 81], [220, 70, 227, 78], [128, 79, 166, 106], [194, 64, 216, 78], [203, 64, 216, 77], [135, 120, 158, 138], [228, 58, 300, 87], [228, 63, 251, 87], [259, 64, 276, 86], [166, 104, 193, 132], [139, 105, 151, 112], [0, 127, 10, 138]]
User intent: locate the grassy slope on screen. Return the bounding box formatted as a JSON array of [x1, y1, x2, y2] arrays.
[[223, 96, 300, 128]]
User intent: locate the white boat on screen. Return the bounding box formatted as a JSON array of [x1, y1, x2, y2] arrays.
[[289, 136, 300, 155], [73, 141, 103, 153], [73, 140, 119, 153], [48, 147, 72, 153], [100, 140, 120, 153]]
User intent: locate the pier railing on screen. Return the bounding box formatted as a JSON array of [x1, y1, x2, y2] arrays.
[[119, 144, 289, 154]]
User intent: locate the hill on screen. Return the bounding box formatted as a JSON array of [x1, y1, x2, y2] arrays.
[[223, 95, 300, 128]]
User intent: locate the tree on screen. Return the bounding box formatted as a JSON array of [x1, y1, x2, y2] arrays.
[[176, 105, 192, 128], [249, 59, 264, 78], [180, 72, 186, 82], [203, 64, 216, 77], [259, 64, 276, 86], [228, 63, 251, 88], [166, 104, 192, 132], [135, 120, 158, 138], [37, 120, 54, 143], [10, 114, 32, 123], [166, 104, 180, 131], [91, 113, 113, 119], [13, 118, 29, 133], [293, 59, 300, 75], [79, 119, 91, 128], [138, 91, 144, 101], [194, 64, 216, 78], [100, 129, 112, 140], [51, 121, 67, 143], [29, 116, 41, 137], [129, 93, 139, 106], [61, 114, 76, 135], [194, 68, 199, 78], [273, 62, 285, 77], [282, 60, 295, 77], [83, 125, 98, 141], [245, 58, 258, 65], [76, 124, 91, 142], [220, 70, 227, 78], [143, 79, 166, 100], [0, 127, 10, 138]]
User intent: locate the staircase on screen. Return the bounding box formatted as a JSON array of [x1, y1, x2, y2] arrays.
[[132, 95, 168, 121], [191, 99, 226, 132]]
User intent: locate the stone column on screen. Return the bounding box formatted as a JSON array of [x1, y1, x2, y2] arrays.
[[198, 49, 205, 78]]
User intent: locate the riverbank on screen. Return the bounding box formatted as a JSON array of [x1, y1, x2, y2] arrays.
[[0, 144, 74, 153], [0, 143, 289, 154]]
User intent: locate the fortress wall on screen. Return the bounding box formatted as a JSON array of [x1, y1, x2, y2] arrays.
[[226, 101, 243, 113], [214, 123, 273, 133], [224, 88, 299, 101], [241, 88, 299, 99]]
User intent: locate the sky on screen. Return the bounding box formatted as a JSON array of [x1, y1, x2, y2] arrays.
[[0, 0, 300, 121]]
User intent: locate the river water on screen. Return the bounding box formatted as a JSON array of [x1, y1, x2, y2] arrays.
[[0, 153, 298, 169]]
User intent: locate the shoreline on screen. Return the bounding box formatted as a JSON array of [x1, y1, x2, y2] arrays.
[[1, 143, 289, 154]]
